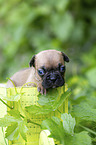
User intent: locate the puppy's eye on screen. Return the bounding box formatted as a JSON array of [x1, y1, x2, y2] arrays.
[[60, 65, 65, 72], [38, 69, 45, 76]]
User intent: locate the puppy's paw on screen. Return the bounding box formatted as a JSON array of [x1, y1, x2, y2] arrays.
[[37, 86, 46, 95]]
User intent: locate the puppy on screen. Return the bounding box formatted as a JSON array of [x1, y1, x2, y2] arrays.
[[7, 50, 69, 94]]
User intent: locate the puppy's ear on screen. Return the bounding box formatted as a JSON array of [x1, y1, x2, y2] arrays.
[[29, 55, 35, 67], [61, 52, 69, 62]]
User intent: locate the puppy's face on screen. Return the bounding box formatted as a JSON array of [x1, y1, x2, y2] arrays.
[[38, 64, 65, 89], [29, 50, 69, 89]]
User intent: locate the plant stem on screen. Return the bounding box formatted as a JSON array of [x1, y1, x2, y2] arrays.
[[7, 77, 17, 93], [20, 114, 25, 119], [57, 109, 61, 114], [20, 82, 37, 93], [20, 114, 41, 127], [27, 119, 41, 127], [79, 124, 96, 136], [2, 127, 8, 145], [0, 98, 13, 109]]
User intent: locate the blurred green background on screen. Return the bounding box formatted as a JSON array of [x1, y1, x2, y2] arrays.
[[0, 0, 96, 92]]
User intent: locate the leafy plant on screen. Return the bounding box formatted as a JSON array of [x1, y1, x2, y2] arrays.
[[0, 110, 28, 141], [68, 55, 96, 145], [0, 85, 71, 143], [41, 113, 91, 145], [25, 87, 70, 115]]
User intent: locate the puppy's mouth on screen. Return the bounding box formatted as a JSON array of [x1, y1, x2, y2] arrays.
[[42, 72, 64, 89], [52, 86, 57, 88]]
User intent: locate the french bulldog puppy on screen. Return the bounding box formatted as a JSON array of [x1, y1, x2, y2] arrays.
[[7, 50, 69, 94]]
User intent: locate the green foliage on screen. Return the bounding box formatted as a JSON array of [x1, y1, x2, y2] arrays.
[[71, 131, 92, 145], [41, 113, 91, 145], [25, 88, 70, 115], [73, 102, 96, 122], [86, 67, 96, 88], [0, 94, 21, 101], [0, 86, 71, 143], [67, 48, 96, 145], [42, 116, 65, 144], [61, 113, 75, 135], [0, 110, 28, 141]]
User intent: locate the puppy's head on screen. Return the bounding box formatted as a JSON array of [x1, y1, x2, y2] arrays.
[[29, 50, 69, 89]]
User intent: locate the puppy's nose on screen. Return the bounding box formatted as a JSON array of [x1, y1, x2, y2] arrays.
[[50, 74, 56, 81]]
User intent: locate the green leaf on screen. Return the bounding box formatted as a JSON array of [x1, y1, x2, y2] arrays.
[[51, 12, 74, 42], [86, 67, 96, 88], [41, 116, 65, 144], [71, 131, 92, 145], [54, 89, 71, 110], [55, 0, 69, 12], [25, 88, 70, 115], [0, 115, 16, 127], [73, 102, 96, 122], [41, 113, 76, 144], [41, 114, 91, 145], [38, 87, 63, 106], [5, 119, 28, 141], [61, 113, 76, 135], [8, 110, 21, 119], [25, 105, 50, 115], [86, 96, 96, 109], [0, 93, 24, 101], [5, 123, 19, 141], [19, 122, 28, 142], [0, 112, 28, 141], [63, 131, 92, 145], [38, 95, 52, 106]]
